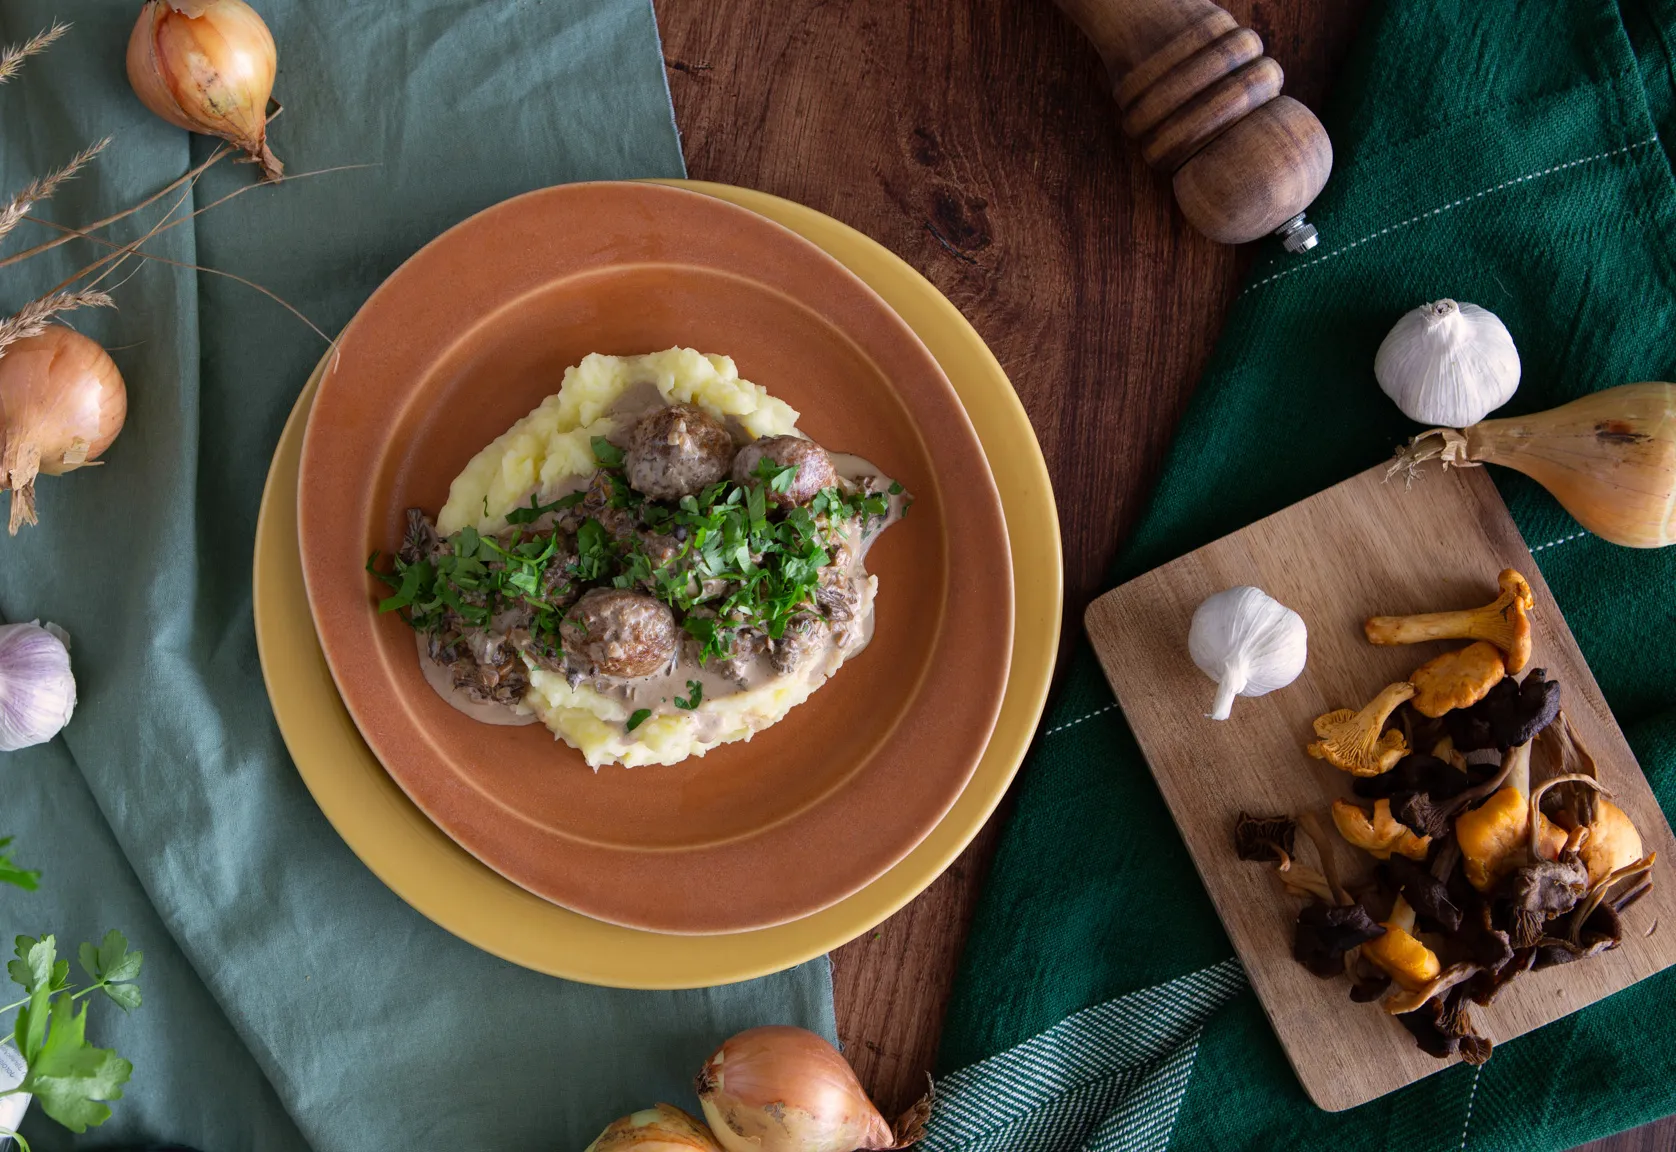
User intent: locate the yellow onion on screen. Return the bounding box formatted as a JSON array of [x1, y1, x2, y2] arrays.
[[127, 0, 283, 181], [584, 1105, 723, 1152], [0, 326, 127, 534], [1392, 382, 1676, 547], [696, 1027, 928, 1152]]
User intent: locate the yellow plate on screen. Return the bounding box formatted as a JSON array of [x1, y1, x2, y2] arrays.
[[252, 180, 1062, 988]]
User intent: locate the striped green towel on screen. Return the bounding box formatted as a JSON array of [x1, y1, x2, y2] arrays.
[[935, 0, 1676, 1148]]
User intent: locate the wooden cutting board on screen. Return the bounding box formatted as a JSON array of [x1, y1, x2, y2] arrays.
[[1085, 463, 1676, 1112]]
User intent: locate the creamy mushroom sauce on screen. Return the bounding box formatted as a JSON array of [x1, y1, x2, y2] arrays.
[[412, 390, 907, 748]]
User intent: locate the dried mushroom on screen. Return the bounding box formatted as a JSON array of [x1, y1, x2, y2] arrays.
[[1241, 570, 1655, 1066], [1307, 682, 1415, 776], [1364, 568, 1534, 673], [1409, 641, 1506, 717], [1353, 752, 1472, 802], [1445, 668, 1561, 752], [1398, 986, 1493, 1064], [1234, 812, 1334, 903], [1385, 854, 1462, 933], [1331, 799, 1431, 862], [1294, 902, 1386, 979]]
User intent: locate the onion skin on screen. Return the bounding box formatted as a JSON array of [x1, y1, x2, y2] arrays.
[[0, 326, 127, 534], [1457, 383, 1676, 548], [584, 1104, 724, 1152], [127, 0, 283, 181], [696, 1026, 919, 1152]]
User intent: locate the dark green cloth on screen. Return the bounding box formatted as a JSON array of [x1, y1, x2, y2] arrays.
[[939, 0, 1676, 1148], [0, 2, 834, 1149]]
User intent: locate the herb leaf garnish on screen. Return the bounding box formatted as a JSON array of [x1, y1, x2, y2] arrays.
[[368, 455, 903, 666], [675, 680, 703, 710]]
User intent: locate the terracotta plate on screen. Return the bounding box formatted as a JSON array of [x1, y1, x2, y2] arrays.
[[297, 182, 1013, 935]]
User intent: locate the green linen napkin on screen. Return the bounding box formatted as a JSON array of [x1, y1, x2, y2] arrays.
[[0, 2, 835, 1149], [934, 0, 1676, 1148]]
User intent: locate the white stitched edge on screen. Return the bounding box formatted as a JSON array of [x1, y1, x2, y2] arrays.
[[1530, 529, 1589, 553], [1043, 701, 1118, 737], [1243, 137, 1661, 295], [1458, 1065, 1483, 1150]]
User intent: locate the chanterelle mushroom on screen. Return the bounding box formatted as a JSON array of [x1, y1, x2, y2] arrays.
[[1364, 568, 1535, 673], [1361, 896, 1441, 992], [1537, 712, 1646, 887], [1456, 739, 1567, 892], [1409, 641, 1506, 718], [1331, 798, 1431, 862], [1307, 681, 1415, 776]]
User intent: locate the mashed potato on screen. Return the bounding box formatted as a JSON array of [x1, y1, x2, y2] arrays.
[[436, 348, 820, 769], [523, 653, 843, 769], [438, 347, 799, 536]]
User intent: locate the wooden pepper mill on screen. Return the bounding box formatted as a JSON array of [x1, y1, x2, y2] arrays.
[[1054, 0, 1333, 250]]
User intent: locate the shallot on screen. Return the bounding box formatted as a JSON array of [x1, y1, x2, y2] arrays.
[[0, 326, 127, 534], [696, 1026, 928, 1152], [127, 0, 283, 180]]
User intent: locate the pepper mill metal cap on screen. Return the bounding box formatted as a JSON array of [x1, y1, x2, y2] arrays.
[[1275, 213, 1319, 252]]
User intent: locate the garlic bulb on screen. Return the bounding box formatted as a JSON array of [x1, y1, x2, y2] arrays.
[[0, 620, 76, 751], [1375, 300, 1520, 427], [1189, 587, 1307, 720]]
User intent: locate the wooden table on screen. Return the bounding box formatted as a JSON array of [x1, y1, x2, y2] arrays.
[[657, 2, 1672, 1147]]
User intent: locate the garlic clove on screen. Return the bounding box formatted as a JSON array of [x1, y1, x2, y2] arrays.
[[1188, 586, 1308, 720], [1375, 299, 1520, 427]]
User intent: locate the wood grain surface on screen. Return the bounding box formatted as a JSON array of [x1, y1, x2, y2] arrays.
[[656, 0, 1676, 1145], [1086, 464, 1676, 1110]]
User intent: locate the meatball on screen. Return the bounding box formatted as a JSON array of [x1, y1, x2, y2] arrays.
[[625, 404, 735, 500], [561, 588, 678, 678], [732, 435, 838, 508]]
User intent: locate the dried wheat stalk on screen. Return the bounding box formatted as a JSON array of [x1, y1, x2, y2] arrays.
[[0, 136, 110, 244], [1, 22, 330, 367], [0, 21, 68, 86], [0, 290, 115, 356]]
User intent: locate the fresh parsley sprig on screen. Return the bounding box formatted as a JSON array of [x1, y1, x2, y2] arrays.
[[0, 841, 142, 1148], [0, 840, 38, 893]]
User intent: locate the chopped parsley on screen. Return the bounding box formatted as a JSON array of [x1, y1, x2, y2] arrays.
[[369, 453, 906, 664], [674, 680, 703, 710], [591, 436, 626, 468], [505, 490, 585, 525], [625, 708, 652, 732]]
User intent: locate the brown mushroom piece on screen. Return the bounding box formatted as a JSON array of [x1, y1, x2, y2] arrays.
[[1234, 812, 1336, 903], [770, 612, 830, 675], [625, 403, 736, 500], [1293, 901, 1386, 979], [732, 435, 838, 508], [561, 587, 678, 679]]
